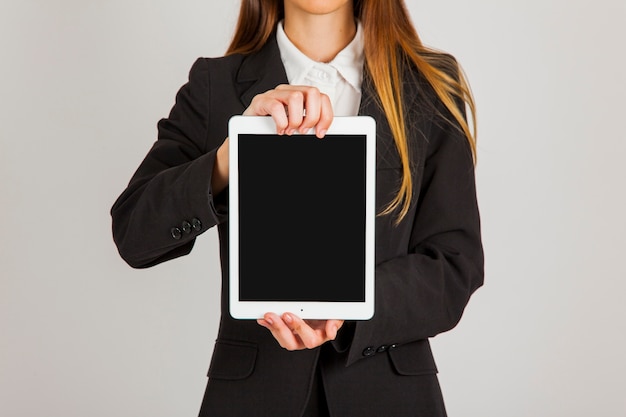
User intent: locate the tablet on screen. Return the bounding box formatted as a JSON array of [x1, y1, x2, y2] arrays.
[[228, 115, 376, 320]]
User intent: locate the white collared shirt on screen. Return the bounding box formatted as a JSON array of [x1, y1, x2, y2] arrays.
[[276, 20, 365, 116]]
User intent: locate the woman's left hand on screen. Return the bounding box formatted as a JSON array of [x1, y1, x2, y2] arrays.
[[257, 313, 344, 350]]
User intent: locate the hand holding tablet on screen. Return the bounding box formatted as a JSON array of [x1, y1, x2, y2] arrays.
[[242, 84, 334, 138], [228, 115, 376, 320], [256, 313, 345, 350]]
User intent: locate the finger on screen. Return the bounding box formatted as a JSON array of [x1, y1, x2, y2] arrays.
[[283, 313, 325, 349], [299, 88, 322, 133], [277, 85, 330, 134], [275, 85, 307, 134], [244, 93, 290, 134], [325, 319, 344, 340], [315, 93, 334, 138], [263, 313, 304, 351], [283, 91, 305, 134]]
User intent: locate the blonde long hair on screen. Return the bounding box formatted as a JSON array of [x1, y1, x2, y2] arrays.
[[227, 0, 476, 223]]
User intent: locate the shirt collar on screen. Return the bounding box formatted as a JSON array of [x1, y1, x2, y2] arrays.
[[276, 20, 364, 92]]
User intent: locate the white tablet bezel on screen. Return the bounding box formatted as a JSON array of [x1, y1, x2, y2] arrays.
[[228, 115, 376, 320]]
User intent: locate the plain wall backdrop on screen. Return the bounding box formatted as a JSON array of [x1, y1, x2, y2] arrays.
[[1, 1, 625, 416]]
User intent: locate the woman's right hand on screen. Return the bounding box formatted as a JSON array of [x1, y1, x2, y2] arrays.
[[211, 85, 333, 195], [243, 84, 333, 138]]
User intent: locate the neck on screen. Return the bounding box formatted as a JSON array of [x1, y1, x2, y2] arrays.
[[283, 5, 356, 63]]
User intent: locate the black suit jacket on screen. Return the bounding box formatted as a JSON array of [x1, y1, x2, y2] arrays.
[[111, 34, 484, 417]]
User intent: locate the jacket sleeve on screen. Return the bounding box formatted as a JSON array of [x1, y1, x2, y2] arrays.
[[343, 78, 484, 366], [110, 58, 228, 268]]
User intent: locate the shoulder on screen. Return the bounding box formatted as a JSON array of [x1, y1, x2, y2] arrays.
[[176, 53, 251, 105], [186, 53, 246, 81], [424, 51, 460, 77], [400, 50, 465, 116], [402, 50, 460, 90], [187, 35, 282, 85]]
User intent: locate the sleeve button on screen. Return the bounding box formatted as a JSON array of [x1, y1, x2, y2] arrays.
[[170, 227, 182, 240], [377, 345, 388, 353], [362, 346, 376, 357], [191, 218, 202, 231], [181, 221, 192, 234]]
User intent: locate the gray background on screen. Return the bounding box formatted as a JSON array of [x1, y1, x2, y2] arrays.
[[1, 1, 625, 416]]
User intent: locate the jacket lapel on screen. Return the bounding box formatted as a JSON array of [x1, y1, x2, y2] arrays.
[[359, 71, 399, 170], [236, 33, 289, 108]]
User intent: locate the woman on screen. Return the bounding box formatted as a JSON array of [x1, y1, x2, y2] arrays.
[[111, 0, 484, 415]]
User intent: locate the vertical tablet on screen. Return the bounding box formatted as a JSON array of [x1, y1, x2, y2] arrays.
[[228, 115, 376, 320]]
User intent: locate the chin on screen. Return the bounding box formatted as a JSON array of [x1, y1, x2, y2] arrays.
[[285, 0, 353, 17]]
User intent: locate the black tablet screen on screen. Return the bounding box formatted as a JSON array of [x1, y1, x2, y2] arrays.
[[237, 134, 367, 302]]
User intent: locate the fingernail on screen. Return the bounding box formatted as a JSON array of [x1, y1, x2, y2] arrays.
[[265, 317, 274, 325], [287, 128, 296, 135], [317, 129, 327, 138], [283, 313, 293, 323]]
